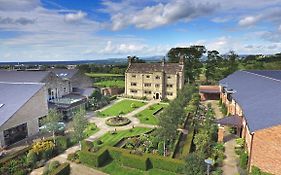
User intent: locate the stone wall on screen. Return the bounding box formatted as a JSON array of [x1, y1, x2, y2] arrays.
[[125, 72, 181, 100], [0, 87, 48, 147]]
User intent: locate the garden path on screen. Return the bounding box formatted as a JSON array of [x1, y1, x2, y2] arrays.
[[203, 100, 239, 175], [30, 98, 158, 175]]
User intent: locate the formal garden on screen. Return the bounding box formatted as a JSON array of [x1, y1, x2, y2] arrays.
[[63, 85, 211, 175], [97, 99, 147, 117]]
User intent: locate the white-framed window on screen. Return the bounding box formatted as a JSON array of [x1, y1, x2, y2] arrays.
[[166, 84, 173, 88], [131, 82, 137, 86], [155, 84, 160, 88], [144, 91, 152, 94], [167, 92, 173, 96], [144, 83, 151, 87], [155, 75, 161, 79], [130, 89, 137, 93], [132, 74, 136, 78]]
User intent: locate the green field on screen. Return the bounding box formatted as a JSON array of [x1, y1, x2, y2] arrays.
[[98, 99, 147, 117], [94, 80, 125, 88], [95, 127, 152, 146], [135, 103, 168, 125], [86, 73, 124, 78], [100, 160, 179, 175]]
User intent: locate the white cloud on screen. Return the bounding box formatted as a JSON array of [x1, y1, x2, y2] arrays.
[[64, 11, 87, 22], [104, 0, 218, 30], [238, 16, 261, 27]]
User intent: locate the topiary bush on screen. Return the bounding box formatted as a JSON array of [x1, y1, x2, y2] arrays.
[[149, 156, 184, 173], [79, 148, 110, 167], [50, 162, 70, 175]]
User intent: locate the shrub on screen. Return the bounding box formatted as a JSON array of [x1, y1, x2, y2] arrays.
[[212, 168, 223, 175], [42, 148, 54, 160], [96, 139, 103, 145], [32, 140, 55, 155], [121, 153, 149, 171], [56, 136, 69, 153], [131, 103, 137, 108], [26, 150, 37, 168], [239, 151, 248, 169]]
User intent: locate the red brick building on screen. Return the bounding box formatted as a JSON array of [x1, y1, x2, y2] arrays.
[[219, 70, 281, 174]]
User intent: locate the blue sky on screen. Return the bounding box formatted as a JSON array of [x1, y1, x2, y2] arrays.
[[1, 0, 281, 61]]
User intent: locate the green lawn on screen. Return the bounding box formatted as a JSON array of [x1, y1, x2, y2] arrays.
[[83, 123, 99, 137], [100, 160, 179, 175], [95, 127, 152, 146], [135, 103, 168, 125], [94, 80, 125, 88], [86, 73, 124, 78], [98, 99, 147, 117]]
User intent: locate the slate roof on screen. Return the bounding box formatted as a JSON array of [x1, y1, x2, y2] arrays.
[[216, 115, 243, 127], [246, 70, 281, 81], [126, 62, 183, 74], [219, 70, 281, 132], [0, 82, 44, 127], [50, 69, 78, 79], [0, 70, 50, 82]]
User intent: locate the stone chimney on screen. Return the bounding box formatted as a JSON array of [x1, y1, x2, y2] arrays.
[[127, 56, 133, 66], [162, 57, 166, 67], [179, 55, 184, 65]]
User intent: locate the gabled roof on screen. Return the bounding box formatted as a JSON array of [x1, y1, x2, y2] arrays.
[[0, 82, 44, 127], [219, 70, 281, 132], [0, 70, 50, 82], [246, 70, 281, 81], [126, 62, 183, 74], [50, 69, 78, 79]]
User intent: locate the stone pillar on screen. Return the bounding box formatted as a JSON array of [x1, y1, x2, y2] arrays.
[[0, 131, 5, 147], [218, 125, 225, 142]]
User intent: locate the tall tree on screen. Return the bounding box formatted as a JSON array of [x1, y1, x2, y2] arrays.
[[184, 152, 206, 175], [167, 46, 206, 83], [73, 108, 89, 141], [205, 50, 224, 82], [42, 109, 63, 144], [224, 50, 239, 76]]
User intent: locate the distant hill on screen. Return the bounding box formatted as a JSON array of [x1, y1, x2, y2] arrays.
[[0, 56, 164, 65]]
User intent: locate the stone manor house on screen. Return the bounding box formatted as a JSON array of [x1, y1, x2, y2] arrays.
[[125, 57, 185, 100]]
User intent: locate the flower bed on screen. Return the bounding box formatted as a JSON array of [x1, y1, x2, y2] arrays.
[[105, 116, 131, 126]]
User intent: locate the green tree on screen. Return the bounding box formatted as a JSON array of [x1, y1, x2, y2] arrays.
[[167, 45, 206, 83], [42, 109, 62, 144], [205, 50, 225, 82], [73, 108, 89, 141], [184, 152, 206, 175]]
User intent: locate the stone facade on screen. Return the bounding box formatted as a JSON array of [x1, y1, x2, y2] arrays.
[[0, 87, 48, 147], [125, 58, 184, 100], [43, 72, 71, 100]]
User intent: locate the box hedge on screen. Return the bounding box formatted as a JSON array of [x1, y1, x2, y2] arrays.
[[79, 148, 110, 167], [121, 152, 149, 171], [149, 155, 184, 173], [50, 162, 70, 175]]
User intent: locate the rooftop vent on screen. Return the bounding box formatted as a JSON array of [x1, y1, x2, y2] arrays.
[[0, 104, 4, 108]]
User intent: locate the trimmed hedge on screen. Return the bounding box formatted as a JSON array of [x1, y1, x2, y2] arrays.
[[149, 155, 184, 173], [79, 148, 110, 167], [181, 127, 194, 159], [79, 145, 185, 173], [50, 162, 70, 175], [121, 152, 149, 171]]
